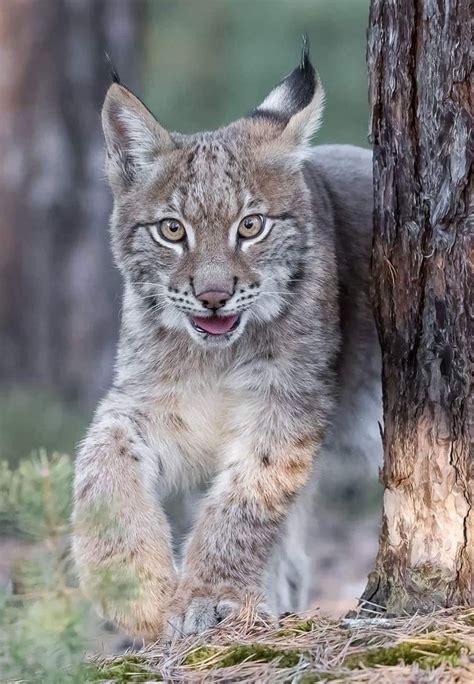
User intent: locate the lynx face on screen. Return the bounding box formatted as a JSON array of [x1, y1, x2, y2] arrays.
[[103, 49, 324, 346]]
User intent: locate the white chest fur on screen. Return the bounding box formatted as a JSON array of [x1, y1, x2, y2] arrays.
[[150, 368, 251, 492]]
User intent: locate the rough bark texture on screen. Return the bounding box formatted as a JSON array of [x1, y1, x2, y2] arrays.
[[0, 0, 141, 406], [360, 0, 473, 613]]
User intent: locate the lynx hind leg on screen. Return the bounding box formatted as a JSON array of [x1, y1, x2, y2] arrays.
[[72, 404, 178, 640], [265, 487, 313, 615]]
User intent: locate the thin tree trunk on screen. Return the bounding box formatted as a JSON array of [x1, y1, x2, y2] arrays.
[[360, 0, 472, 614], [0, 0, 141, 406]]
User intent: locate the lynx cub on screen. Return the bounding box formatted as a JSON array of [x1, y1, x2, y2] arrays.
[[72, 44, 381, 640]]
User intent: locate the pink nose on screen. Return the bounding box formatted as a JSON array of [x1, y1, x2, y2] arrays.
[[196, 290, 232, 309]]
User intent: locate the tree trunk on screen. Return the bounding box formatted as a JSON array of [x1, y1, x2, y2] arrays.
[[0, 0, 141, 406], [360, 0, 472, 614]]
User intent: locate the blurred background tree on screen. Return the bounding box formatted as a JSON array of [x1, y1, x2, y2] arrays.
[[0, 0, 141, 457], [0, 0, 369, 456]]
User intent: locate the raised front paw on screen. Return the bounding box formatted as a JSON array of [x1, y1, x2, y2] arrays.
[[164, 582, 268, 639]]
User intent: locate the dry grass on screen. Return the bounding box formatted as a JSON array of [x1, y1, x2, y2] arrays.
[[94, 605, 474, 683]]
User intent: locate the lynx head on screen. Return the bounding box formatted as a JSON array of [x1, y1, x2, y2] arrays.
[[102, 41, 324, 347]]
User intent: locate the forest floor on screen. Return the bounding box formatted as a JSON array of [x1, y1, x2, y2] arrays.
[[2, 454, 472, 682], [94, 606, 474, 683]]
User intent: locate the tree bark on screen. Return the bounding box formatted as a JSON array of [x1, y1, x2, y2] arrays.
[[360, 0, 472, 614], [0, 0, 141, 406]]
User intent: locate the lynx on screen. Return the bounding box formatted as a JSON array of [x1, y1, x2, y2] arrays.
[[72, 44, 381, 640]]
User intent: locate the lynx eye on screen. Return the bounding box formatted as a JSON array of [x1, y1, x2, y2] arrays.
[[157, 218, 186, 243], [237, 214, 264, 239]]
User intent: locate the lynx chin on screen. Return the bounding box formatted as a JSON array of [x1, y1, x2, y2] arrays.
[[72, 42, 381, 640]]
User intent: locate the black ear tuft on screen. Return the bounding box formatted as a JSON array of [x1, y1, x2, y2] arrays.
[[300, 33, 310, 71], [282, 35, 316, 114], [105, 51, 121, 85], [246, 35, 324, 154], [249, 35, 318, 125]]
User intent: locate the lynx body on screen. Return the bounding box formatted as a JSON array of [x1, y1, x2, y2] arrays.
[[72, 47, 381, 639]]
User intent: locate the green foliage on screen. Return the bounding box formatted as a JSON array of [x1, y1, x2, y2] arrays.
[[0, 450, 73, 538], [144, 0, 370, 147], [0, 452, 151, 682], [0, 452, 96, 682]]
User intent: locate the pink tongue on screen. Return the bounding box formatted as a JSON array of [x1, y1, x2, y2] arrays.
[[192, 314, 239, 335]]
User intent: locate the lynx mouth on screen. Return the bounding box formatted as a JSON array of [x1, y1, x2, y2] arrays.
[[191, 313, 240, 336]]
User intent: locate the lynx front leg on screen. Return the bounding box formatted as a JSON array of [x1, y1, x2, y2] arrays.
[[165, 431, 317, 637], [72, 400, 177, 640]]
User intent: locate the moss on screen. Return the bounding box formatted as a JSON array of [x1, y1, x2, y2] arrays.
[[291, 619, 318, 633], [276, 618, 318, 637], [94, 655, 159, 682], [344, 637, 466, 670], [184, 643, 303, 669], [297, 673, 337, 683], [184, 646, 223, 666]]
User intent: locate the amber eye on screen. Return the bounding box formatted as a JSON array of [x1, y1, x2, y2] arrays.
[[237, 214, 264, 240], [158, 218, 186, 242]]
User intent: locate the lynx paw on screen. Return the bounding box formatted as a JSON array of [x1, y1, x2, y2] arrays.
[[166, 595, 238, 638], [164, 583, 269, 639]]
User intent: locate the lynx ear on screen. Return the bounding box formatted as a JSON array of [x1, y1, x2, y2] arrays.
[[102, 83, 174, 188], [249, 38, 324, 161]]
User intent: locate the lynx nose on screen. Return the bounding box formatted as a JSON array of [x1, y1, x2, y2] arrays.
[[197, 290, 231, 310]]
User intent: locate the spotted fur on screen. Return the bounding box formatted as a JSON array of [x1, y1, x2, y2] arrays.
[[72, 47, 381, 639]]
